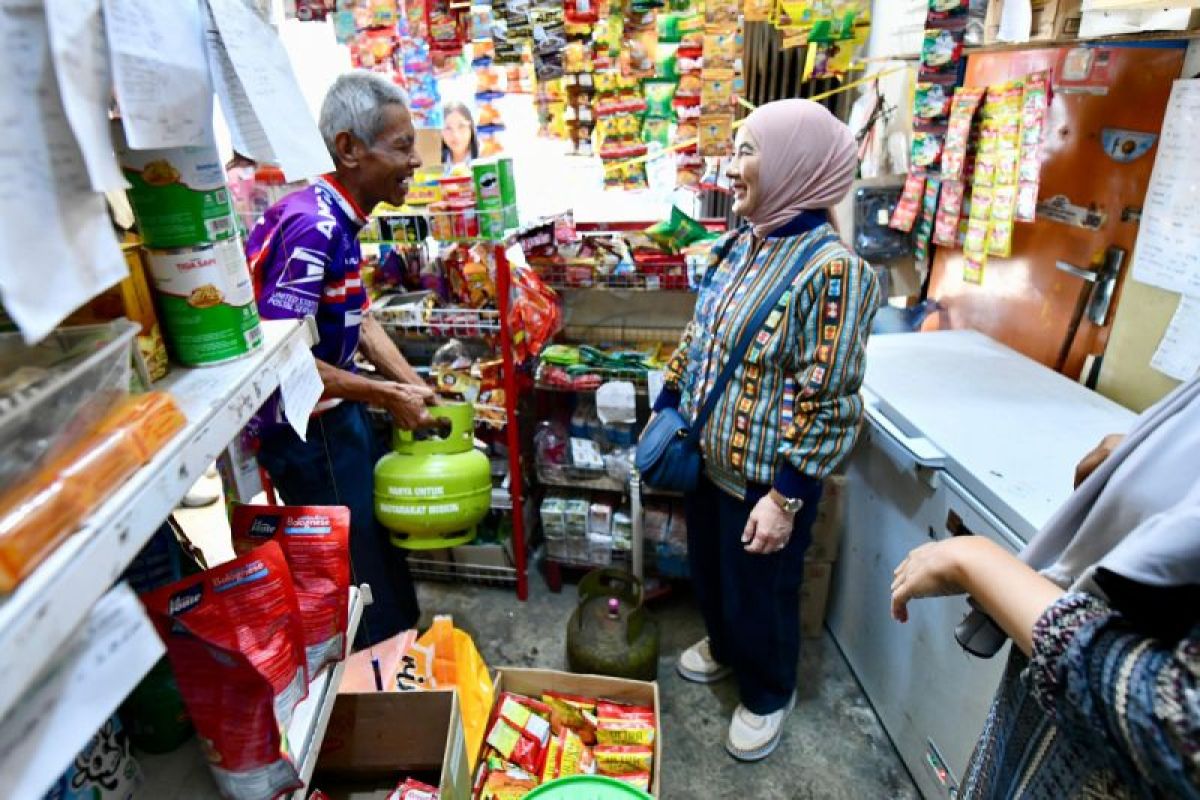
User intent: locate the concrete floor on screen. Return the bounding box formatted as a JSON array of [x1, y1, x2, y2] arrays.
[[417, 575, 919, 800]]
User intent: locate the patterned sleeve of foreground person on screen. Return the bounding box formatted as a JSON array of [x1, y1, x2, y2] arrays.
[[1027, 591, 1200, 796], [772, 249, 881, 496]]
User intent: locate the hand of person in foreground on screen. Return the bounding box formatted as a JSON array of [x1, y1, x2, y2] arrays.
[[891, 536, 1064, 655], [742, 494, 797, 555], [378, 382, 437, 430], [1074, 433, 1126, 488]]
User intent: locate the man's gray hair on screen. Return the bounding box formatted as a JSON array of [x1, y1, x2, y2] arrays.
[[319, 71, 411, 160]]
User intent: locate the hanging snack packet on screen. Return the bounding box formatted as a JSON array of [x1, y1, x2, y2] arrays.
[[643, 79, 677, 118], [698, 114, 733, 157], [700, 69, 735, 115], [913, 83, 951, 120], [703, 30, 738, 70], [910, 131, 944, 169], [230, 505, 351, 680], [142, 543, 307, 800], [889, 172, 926, 232], [920, 29, 962, 78], [933, 180, 966, 246], [1015, 181, 1039, 223], [594, 744, 654, 776], [642, 117, 672, 147]]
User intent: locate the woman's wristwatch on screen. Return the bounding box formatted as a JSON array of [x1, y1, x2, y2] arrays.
[[768, 488, 803, 515]]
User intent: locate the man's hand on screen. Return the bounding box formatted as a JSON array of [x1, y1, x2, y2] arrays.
[[1074, 433, 1125, 488], [377, 382, 437, 430], [742, 494, 797, 555]]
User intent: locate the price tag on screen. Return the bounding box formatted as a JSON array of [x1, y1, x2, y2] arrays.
[[279, 336, 323, 441]]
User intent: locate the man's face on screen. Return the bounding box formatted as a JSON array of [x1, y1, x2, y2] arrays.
[[359, 104, 422, 209]]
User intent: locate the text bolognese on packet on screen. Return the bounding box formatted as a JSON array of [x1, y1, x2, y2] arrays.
[[142, 542, 307, 800], [231, 505, 351, 679]]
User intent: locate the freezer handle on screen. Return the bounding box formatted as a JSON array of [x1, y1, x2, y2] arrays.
[[864, 393, 946, 471]]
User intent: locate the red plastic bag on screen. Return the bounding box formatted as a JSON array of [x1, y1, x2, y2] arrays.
[[142, 542, 307, 800], [231, 505, 352, 679], [508, 261, 561, 361]]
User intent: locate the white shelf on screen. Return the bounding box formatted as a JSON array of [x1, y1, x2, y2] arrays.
[[0, 318, 318, 723], [139, 586, 365, 799]]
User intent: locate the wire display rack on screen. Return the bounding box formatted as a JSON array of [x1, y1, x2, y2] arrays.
[[529, 262, 694, 292]]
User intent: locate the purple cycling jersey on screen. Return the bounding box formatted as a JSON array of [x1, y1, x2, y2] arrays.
[[247, 176, 370, 370]]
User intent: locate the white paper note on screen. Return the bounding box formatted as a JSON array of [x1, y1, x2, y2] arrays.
[[44, 0, 126, 192], [0, 1, 128, 344], [103, 0, 213, 149], [205, 0, 333, 181], [279, 331, 324, 440], [0, 583, 164, 800], [998, 0, 1033, 42], [1151, 295, 1200, 382], [647, 369, 666, 407], [1131, 79, 1200, 297]]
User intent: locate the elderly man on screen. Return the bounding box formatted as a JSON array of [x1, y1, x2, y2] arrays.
[[248, 71, 432, 647]]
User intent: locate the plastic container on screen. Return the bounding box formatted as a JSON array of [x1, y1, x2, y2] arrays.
[[0, 319, 138, 494], [526, 774, 653, 799]]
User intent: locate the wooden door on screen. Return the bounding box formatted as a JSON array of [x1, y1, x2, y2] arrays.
[[924, 45, 1184, 379]]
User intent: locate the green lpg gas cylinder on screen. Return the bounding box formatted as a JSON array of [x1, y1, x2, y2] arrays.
[[374, 402, 492, 550], [566, 569, 660, 681]]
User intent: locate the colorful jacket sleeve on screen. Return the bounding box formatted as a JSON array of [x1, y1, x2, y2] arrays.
[[774, 252, 880, 496], [1027, 591, 1200, 798], [656, 228, 743, 412]]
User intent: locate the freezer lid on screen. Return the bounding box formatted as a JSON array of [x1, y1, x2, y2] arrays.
[[863, 331, 1136, 543]]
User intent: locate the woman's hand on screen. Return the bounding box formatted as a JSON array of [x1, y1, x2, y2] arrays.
[[891, 537, 1000, 623], [742, 495, 796, 554], [1074, 433, 1125, 488]]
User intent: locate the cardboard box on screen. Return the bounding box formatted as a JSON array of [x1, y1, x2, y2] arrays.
[[490, 667, 663, 797], [985, 0, 1083, 43], [801, 561, 833, 639], [807, 476, 846, 564], [315, 689, 471, 800]]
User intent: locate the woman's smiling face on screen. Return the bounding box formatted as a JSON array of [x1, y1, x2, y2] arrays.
[[726, 126, 762, 220]]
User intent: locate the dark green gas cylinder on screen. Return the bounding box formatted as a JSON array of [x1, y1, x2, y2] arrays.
[[566, 569, 660, 681]]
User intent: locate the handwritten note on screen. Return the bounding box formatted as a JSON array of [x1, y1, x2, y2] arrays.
[[0, 583, 163, 800], [1131, 79, 1200, 297], [279, 331, 324, 440], [103, 0, 213, 149], [205, 0, 333, 181], [1151, 295, 1200, 382], [0, 0, 128, 344], [44, 0, 126, 191]]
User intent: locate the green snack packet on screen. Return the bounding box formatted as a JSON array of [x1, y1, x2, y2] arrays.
[[645, 206, 710, 252], [642, 79, 677, 119], [655, 44, 679, 81], [642, 117, 671, 148]]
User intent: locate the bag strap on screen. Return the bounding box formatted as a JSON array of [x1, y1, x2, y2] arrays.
[[688, 232, 837, 444]]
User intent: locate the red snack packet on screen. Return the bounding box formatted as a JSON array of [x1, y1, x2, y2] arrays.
[[142, 543, 307, 800], [231, 505, 352, 680], [389, 777, 440, 799], [596, 701, 656, 722], [485, 693, 553, 774]]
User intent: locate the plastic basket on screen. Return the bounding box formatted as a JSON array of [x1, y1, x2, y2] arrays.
[[526, 775, 653, 799], [0, 319, 138, 493]]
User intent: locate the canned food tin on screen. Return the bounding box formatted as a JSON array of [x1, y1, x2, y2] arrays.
[[114, 124, 237, 249], [145, 241, 263, 367]]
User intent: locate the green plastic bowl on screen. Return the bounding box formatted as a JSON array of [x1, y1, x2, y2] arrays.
[[525, 775, 653, 800]]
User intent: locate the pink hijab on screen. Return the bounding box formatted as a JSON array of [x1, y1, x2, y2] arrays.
[[741, 99, 857, 237]]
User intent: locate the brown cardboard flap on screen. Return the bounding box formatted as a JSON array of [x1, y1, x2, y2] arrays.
[[319, 690, 454, 775]]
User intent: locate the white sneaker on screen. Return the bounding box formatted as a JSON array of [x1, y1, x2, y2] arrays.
[[676, 637, 733, 684], [725, 693, 796, 762]]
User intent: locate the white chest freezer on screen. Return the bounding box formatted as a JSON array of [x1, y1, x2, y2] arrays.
[[827, 331, 1134, 800]]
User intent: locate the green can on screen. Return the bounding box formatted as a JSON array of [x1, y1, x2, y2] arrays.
[[114, 125, 237, 249], [498, 157, 519, 229], [145, 240, 263, 366], [472, 159, 504, 210]]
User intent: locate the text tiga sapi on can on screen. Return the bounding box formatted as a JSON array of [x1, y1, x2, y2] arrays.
[[145, 240, 263, 367]]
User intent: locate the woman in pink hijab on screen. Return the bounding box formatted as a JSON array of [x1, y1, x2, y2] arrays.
[[652, 99, 880, 761]]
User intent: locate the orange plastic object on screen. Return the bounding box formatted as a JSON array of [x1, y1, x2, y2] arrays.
[[0, 479, 84, 592], [97, 392, 186, 460], [0, 392, 184, 593]]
